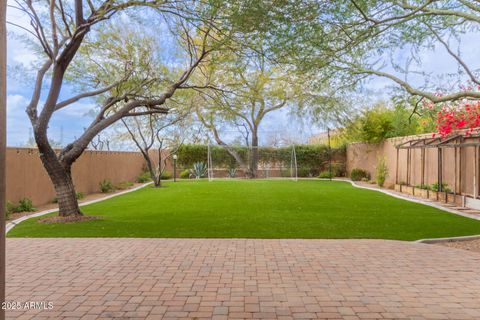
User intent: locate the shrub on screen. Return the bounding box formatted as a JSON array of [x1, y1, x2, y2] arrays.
[[18, 198, 36, 212], [297, 167, 317, 177], [350, 168, 370, 181], [415, 184, 431, 190], [318, 171, 333, 179], [375, 157, 388, 187], [136, 171, 152, 183], [115, 181, 134, 190], [5, 201, 18, 218], [179, 169, 190, 179], [320, 162, 345, 178], [177, 144, 346, 175], [189, 162, 207, 179], [160, 171, 172, 180], [330, 162, 345, 177], [99, 180, 115, 193], [431, 182, 451, 193]]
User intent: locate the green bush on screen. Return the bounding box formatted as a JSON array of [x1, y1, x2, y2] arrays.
[[375, 157, 388, 187], [177, 144, 346, 175], [6, 201, 18, 218], [136, 171, 152, 183], [415, 184, 431, 190], [160, 171, 172, 180], [6, 201, 19, 213], [179, 169, 190, 179], [297, 167, 318, 177], [7, 198, 36, 216], [318, 171, 333, 179], [350, 168, 370, 181], [99, 180, 116, 193], [115, 181, 134, 190], [18, 198, 36, 212], [431, 182, 451, 193]]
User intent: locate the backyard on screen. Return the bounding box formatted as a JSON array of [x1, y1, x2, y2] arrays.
[[8, 180, 480, 240]]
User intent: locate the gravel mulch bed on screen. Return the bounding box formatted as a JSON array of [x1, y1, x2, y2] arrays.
[[438, 239, 480, 253]]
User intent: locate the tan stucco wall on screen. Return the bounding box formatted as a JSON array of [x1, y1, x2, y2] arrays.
[[6, 148, 150, 206], [346, 134, 479, 196]]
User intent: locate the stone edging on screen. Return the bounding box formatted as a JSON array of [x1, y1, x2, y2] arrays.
[[414, 234, 480, 244], [6, 182, 153, 234]]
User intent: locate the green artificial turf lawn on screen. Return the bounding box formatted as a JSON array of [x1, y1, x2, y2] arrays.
[[8, 180, 480, 240]]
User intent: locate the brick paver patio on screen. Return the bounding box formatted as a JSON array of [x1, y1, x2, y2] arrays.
[[6, 238, 480, 319]]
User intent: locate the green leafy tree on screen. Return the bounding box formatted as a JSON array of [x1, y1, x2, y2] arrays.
[[9, 0, 243, 217]]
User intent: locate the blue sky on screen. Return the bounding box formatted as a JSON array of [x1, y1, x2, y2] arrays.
[[6, 4, 480, 148]]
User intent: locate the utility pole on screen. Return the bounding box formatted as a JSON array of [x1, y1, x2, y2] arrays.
[[0, 0, 7, 318]]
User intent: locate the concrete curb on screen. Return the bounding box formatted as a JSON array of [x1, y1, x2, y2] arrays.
[[6, 182, 153, 234], [415, 234, 480, 244]]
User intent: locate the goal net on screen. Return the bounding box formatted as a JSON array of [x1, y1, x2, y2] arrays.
[[207, 145, 298, 181]]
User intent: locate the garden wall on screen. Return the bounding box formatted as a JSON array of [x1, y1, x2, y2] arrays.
[[346, 134, 478, 198], [6, 148, 148, 206]]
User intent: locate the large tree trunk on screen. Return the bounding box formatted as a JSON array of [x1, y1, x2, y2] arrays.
[[155, 147, 163, 188], [248, 131, 259, 178], [38, 146, 82, 217]]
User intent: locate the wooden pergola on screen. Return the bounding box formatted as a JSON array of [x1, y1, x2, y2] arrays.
[[395, 134, 480, 198]]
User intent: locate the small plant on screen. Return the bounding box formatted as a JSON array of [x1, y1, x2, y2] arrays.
[[189, 162, 207, 179], [179, 169, 190, 179], [6, 201, 18, 213], [160, 171, 172, 180], [415, 184, 431, 190], [227, 168, 237, 178], [318, 171, 333, 179], [136, 171, 152, 183], [5, 201, 18, 218], [99, 180, 115, 193], [115, 181, 134, 190], [18, 198, 36, 212], [7, 198, 36, 215], [375, 157, 388, 187], [431, 182, 451, 193], [350, 168, 370, 181]]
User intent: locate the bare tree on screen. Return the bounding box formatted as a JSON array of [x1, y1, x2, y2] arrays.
[[10, 1, 216, 216], [89, 133, 111, 151], [121, 109, 190, 187]]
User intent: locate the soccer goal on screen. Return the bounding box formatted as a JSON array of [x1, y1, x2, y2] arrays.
[[207, 145, 298, 181]]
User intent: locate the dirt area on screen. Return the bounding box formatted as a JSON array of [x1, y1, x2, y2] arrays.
[[5, 182, 147, 224], [437, 239, 480, 253]]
